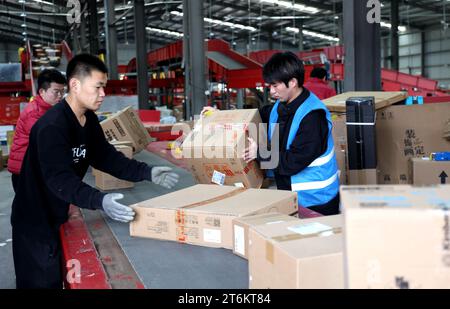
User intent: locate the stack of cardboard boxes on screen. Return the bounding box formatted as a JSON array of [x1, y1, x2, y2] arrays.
[[325, 92, 450, 185]]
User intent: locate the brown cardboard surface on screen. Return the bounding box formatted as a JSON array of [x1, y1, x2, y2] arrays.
[[410, 158, 450, 185], [130, 184, 298, 249], [340, 185, 450, 288], [248, 215, 344, 289], [332, 114, 348, 185], [232, 212, 298, 259], [323, 91, 407, 113], [101, 106, 152, 154], [94, 145, 134, 190], [348, 169, 377, 185], [376, 103, 450, 184], [182, 109, 264, 188]]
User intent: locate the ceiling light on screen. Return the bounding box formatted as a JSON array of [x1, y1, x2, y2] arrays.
[[380, 21, 407, 32], [286, 27, 340, 42], [259, 0, 319, 14], [170, 11, 257, 32], [146, 27, 183, 38]]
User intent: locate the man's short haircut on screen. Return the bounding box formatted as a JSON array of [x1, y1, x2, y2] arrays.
[[263, 51, 305, 88], [66, 53, 108, 89], [37, 69, 66, 92], [310, 67, 328, 79]]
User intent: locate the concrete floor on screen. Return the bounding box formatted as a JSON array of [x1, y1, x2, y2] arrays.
[[0, 168, 15, 289]]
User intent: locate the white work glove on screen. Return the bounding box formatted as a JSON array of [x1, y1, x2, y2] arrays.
[[151, 166, 179, 189], [200, 106, 217, 117], [102, 193, 135, 223]]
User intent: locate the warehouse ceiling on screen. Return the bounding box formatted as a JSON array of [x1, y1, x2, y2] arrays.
[[0, 0, 449, 51]]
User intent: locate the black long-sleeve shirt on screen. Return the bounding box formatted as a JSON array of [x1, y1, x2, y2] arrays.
[[258, 88, 329, 191], [11, 99, 152, 240]]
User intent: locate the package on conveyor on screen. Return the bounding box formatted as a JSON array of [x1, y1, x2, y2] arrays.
[[248, 215, 344, 289], [232, 212, 299, 259], [93, 143, 134, 190], [100, 106, 152, 154], [181, 109, 264, 188], [341, 185, 450, 288], [130, 184, 298, 249]]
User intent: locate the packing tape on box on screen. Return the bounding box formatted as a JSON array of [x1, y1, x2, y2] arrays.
[[174, 188, 247, 243], [264, 227, 342, 263], [271, 227, 342, 243]]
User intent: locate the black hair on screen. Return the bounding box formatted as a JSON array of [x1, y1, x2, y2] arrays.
[[37, 69, 66, 92], [310, 67, 328, 79], [262, 51, 305, 88], [66, 53, 108, 90]]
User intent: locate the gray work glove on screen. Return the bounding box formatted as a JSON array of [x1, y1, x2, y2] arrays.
[[151, 166, 179, 189], [102, 193, 135, 223]]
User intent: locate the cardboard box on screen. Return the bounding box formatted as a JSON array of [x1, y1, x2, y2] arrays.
[[232, 212, 299, 259], [130, 184, 298, 249], [248, 215, 344, 289], [182, 109, 264, 188], [341, 185, 450, 288], [323, 91, 407, 113], [410, 158, 450, 185], [92, 140, 133, 176], [100, 106, 152, 154], [332, 114, 348, 184], [94, 145, 134, 190], [376, 103, 450, 184]]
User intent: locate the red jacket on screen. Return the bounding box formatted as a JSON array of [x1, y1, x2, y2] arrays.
[[304, 78, 337, 100], [8, 95, 53, 175]]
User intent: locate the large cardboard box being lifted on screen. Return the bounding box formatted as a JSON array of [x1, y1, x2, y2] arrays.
[[341, 185, 450, 289], [94, 145, 134, 190], [100, 106, 152, 154], [130, 184, 298, 249], [182, 109, 264, 188], [376, 103, 450, 184], [232, 212, 299, 259], [248, 215, 344, 289], [410, 157, 450, 186]]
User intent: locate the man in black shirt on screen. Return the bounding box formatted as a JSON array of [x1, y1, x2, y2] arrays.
[[11, 54, 179, 289]]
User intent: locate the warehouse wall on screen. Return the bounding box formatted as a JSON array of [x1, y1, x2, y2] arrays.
[[382, 28, 450, 89], [117, 43, 136, 65], [0, 42, 21, 63]]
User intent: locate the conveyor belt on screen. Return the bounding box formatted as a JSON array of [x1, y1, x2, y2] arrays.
[[75, 150, 248, 288]]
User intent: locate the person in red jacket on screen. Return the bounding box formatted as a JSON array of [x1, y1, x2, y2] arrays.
[[8, 69, 66, 192], [303, 67, 336, 100]]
